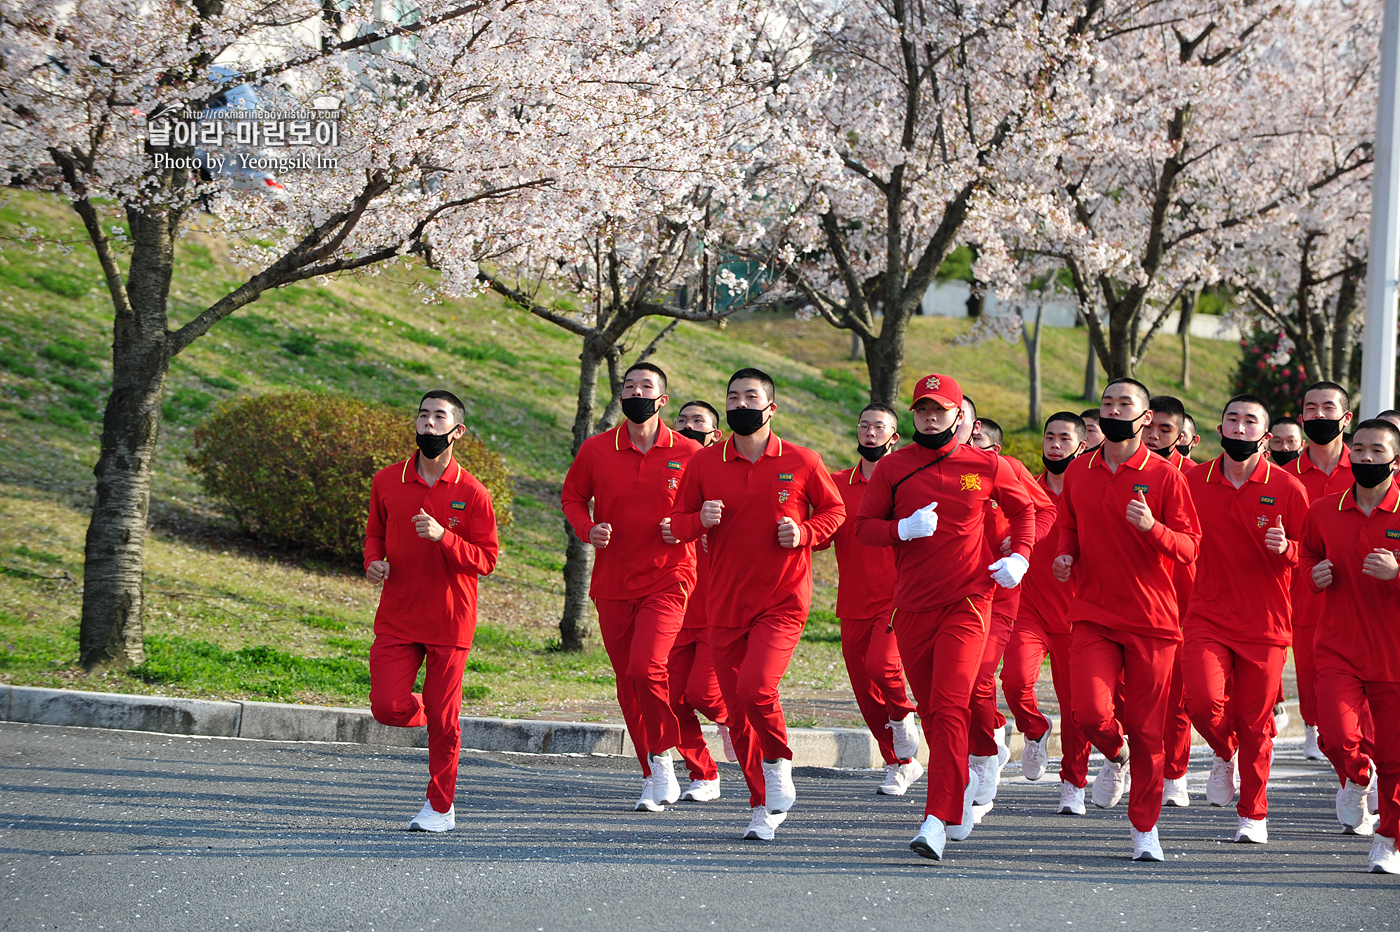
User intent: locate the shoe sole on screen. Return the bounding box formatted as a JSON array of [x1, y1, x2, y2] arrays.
[[1132, 852, 1165, 862], [876, 786, 908, 796], [680, 793, 720, 802], [742, 830, 773, 841], [1059, 807, 1087, 815], [1234, 835, 1267, 844], [909, 838, 943, 860], [1165, 798, 1190, 807], [634, 802, 664, 812], [409, 823, 453, 832], [1370, 863, 1400, 874]]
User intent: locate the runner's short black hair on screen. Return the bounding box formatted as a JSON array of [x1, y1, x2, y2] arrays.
[[624, 362, 668, 394], [962, 395, 978, 421], [977, 418, 1003, 448], [1079, 408, 1101, 424], [860, 402, 900, 426], [1353, 418, 1400, 456], [1183, 413, 1197, 433], [1301, 380, 1349, 410], [1222, 393, 1271, 423], [1046, 411, 1086, 442], [419, 390, 465, 426], [1104, 377, 1151, 408], [1148, 395, 1186, 432], [728, 367, 775, 403], [1270, 415, 1301, 431], [678, 400, 721, 430]]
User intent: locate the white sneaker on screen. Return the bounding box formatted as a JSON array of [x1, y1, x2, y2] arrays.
[[762, 758, 796, 814], [680, 778, 720, 802], [1368, 768, 1380, 815], [1370, 835, 1400, 874], [972, 800, 994, 824], [1234, 817, 1268, 844], [634, 776, 663, 812], [1337, 777, 1371, 831], [1163, 776, 1190, 808], [1132, 825, 1164, 862], [994, 729, 1012, 785], [1304, 725, 1324, 760], [947, 766, 980, 841], [717, 723, 738, 763], [887, 714, 921, 761], [650, 753, 680, 805], [876, 759, 925, 796], [408, 800, 455, 832], [742, 805, 785, 841], [1022, 728, 1051, 782], [1058, 781, 1086, 815], [970, 754, 997, 806], [1207, 754, 1239, 807], [909, 815, 947, 860], [1093, 749, 1130, 809], [1273, 702, 1290, 734]]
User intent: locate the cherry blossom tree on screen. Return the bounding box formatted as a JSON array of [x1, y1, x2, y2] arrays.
[[0, 0, 772, 668]]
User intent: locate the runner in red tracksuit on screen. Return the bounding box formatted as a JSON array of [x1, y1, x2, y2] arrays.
[[1291, 381, 1356, 762], [821, 403, 922, 796], [560, 363, 702, 812], [965, 417, 1055, 816], [1000, 412, 1095, 815], [1182, 394, 1310, 845], [1300, 418, 1400, 874], [665, 400, 732, 803], [1054, 378, 1201, 862], [854, 373, 1035, 862], [1145, 394, 1197, 808], [365, 390, 500, 833], [669, 367, 845, 842]]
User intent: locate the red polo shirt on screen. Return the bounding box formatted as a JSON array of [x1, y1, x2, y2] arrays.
[[1300, 481, 1400, 681], [1163, 449, 1196, 473], [561, 423, 701, 600], [825, 464, 898, 621], [1289, 445, 1354, 629], [364, 455, 500, 649], [983, 455, 1057, 618], [1017, 471, 1076, 634], [682, 537, 711, 629], [670, 433, 845, 627], [1184, 455, 1311, 646], [853, 440, 1035, 613], [1057, 442, 1202, 640]]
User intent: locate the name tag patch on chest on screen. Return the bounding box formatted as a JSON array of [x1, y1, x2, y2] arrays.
[[1387, 529, 1400, 540], [778, 473, 794, 481], [1133, 484, 1149, 495], [960, 473, 982, 491], [667, 461, 682, 470], [1260, 496, 1275, 505], [450, 501, 466, 510]]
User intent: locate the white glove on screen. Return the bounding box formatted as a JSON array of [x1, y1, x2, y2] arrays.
[[897, 501, 939, 540], [988, 553, 1030, 589]]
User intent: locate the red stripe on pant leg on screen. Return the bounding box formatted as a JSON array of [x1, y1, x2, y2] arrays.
[[842, 615, 899, 764], [710, 624, 765, 808], [668, 628, 719, 782], [1046, 630, 1090, 788], [1294, 624, 1319, 726], [895, 598, 991, 823], [1226, 640, 1287, 821], [421, 642, 470, 813], [625, 586, 688, 758], [1360, 680, 1400, 842], [1316, 667, 1376, 788], [1164, 652, 1193, 781], [594, 598, 650, 774], [968, 612, 1014, 758], [1000, 616, 1052, 742], [734, 612, 806, 762]]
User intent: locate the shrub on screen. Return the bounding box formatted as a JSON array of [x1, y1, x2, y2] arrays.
[[188, 391, 513, 565], [1233, 329, 1309, 419]]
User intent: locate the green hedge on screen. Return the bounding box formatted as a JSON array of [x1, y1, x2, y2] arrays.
[[188, 391, 512, 565]]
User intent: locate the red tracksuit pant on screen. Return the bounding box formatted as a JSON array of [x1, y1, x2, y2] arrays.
[[1294, 624, 1319, 726], [710, 612, 806, 807], [667, 625, 729, 782], [369, 635, 471, 813], [1165, 654, 1193, 781], [840, 612, 917, 765], [893, 596, 992, 824], [1000, 617, 1092, 788], [1181, 632, 1286, 820], [1070, 621, 1178, 833], [968, 611, 1015, 758], [1316, 668, 1398, 839], [595, 585, 687, 774]]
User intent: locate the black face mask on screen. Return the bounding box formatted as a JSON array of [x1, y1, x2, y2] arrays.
[[1099, 415, 1142, 443], [416, 430, 455, 459], [678, 427, 711, 445], [1176, 444, 1192, 458], [1271, 449, 1302, 467], [858, 440, 893, 463], [726, 407, 767, 436], [1151, 446, 1172, 458], [1303, 417, 1344, 445], [1220, 436, 1262, 462], [1351, 458, 1397, 489], [912, 423, 956, 450], [620, 396, 659, 424], [1041, 453, 1075, 475]]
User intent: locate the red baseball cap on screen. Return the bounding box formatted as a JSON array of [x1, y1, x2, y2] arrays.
[[909, 373, 964, 411]]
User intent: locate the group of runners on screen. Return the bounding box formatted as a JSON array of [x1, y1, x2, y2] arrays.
[[361, 369, 1400, 875]]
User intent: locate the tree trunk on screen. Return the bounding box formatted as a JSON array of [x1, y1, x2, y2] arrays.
[[1084, 334, 1098, 403], [79, 206, 180, 670], [863, 321, 909, 409], [1178, 287, 1196, 390], [1023, 305, 1043, 431], [559, 342, 605, 651], [1330, 268, 1361, 389], [850, 331, 864, 361]]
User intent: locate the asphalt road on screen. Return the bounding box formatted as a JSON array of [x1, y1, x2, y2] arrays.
[[1, 722, 1394, 931]]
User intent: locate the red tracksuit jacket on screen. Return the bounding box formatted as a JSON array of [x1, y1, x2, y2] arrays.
[[364, 455, 500, 649], [670, 433, 845, 627], [853, 440, 1035, 613]]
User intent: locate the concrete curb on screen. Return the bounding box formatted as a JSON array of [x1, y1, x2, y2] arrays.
[[0, 684, 1304, 771]]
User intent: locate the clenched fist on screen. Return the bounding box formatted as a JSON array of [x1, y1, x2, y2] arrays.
[[701, 500, 724, 528], [1052, 554, 1074, 583], [366, 560, 390, 584], [413, 508, 445, 542], [777, 516, 802, 549], [589, 522, 613, 549]]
